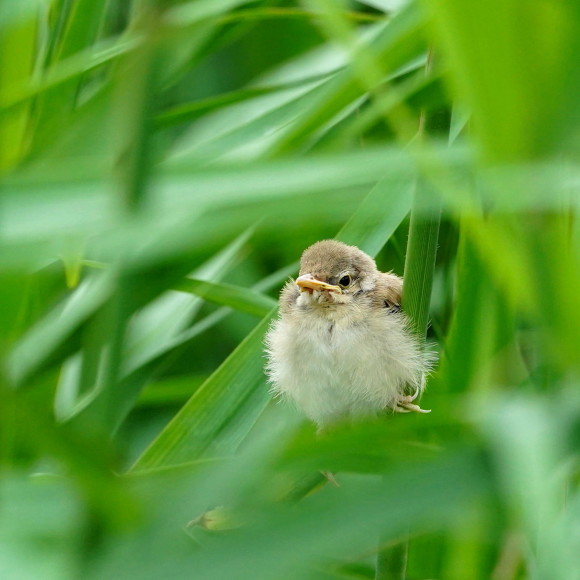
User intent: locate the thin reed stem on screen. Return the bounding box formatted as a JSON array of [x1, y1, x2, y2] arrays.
[[375, 48, 447, 580]]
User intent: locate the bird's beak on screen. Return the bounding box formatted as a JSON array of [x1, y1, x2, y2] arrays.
[[295, 274, 342, 294]]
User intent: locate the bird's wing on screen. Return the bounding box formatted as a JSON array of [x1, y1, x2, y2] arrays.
[[374, 272, 403, 309]]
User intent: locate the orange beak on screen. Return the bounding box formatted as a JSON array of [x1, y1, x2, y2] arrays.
[[295, 274, 342, 294]]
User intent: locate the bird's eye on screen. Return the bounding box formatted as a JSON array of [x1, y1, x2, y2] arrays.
[[338, 274, 351, 288]]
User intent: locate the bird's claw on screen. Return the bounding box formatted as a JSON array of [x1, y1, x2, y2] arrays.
[[395, 402, 431, 413], [394, 386, 431, 414]]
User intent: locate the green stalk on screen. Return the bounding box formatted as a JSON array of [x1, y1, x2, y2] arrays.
[[375, 50, 446, 580], [402, 174, 442, 339], [375, 173, 441, 580]]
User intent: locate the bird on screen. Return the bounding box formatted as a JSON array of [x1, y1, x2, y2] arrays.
[[265, 240, 433, 428]]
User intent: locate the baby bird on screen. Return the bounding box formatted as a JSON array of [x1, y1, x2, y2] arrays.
[[265, 240, 433, 428]]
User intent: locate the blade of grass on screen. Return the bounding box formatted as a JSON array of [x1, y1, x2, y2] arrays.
[[426, 0, 580, 161], [136, 373, 209, 407], [125, 261, 297, 378], [336, 175, 413, 255], [54, 241, 287, 427], [64, 230, 253, 431], [221, 6, 385, 25], [269, 1, 427, 154], [436, 225, 518, 396], [168, 31, 427, 163], [8, 149, 580, 277], [401, 175, 441, 337], [0, 34, 140, 114], [173, 278, 277, 318], [130, 308, 276, 471], [7, 272, 114, 387], [124, 227, 253, 374], [98, 263, 295, 430], [330, 66, 441, 148], [0, 0, 38, 171], [30, 0, 110, 156], [118, 450, 489, 580]]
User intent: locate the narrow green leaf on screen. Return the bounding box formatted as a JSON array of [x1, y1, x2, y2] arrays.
[[55, 228, 254, 430], [173, 278, 277, 317], [136, 374, 209, 407], [59, 236, 86, 289], [330, 64, 437, 146], [0, 0, 38, 170], [8, 150, 580, 275], [426, 0, 580, 161], [336, 175, 412, 256], [7, 272, 113, 387], [165, 0, 258, 26], [130, 309, 276, 471], [269, 2, 427, 153], [449, 103, 469, 144], [437, 229, 517, 395], [124, 227, 253, 374], [477, 395, 574, 579], [123, 262, 296, 381], [402, 178, 441, 337], [156, 84, 313, 129], [118, 451, 488, 580], [30, 0, 110, 155], [0, 34, 140, 113], [169, 77, 331, 163], [169, 13, 424, 164]]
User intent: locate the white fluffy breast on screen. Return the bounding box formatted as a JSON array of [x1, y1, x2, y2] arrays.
[[265, 308, 430, 427]]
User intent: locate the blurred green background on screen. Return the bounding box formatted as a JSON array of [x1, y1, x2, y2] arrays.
[[1, 1, 578, 579]]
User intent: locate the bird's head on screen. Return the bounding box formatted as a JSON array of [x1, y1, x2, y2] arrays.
[[295, 240, 378, 310]]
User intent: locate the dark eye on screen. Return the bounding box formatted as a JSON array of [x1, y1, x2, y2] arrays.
[[338, 275, 351, 288]]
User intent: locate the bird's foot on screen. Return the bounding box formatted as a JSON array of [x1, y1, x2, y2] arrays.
[[394, 387, 431, 414]]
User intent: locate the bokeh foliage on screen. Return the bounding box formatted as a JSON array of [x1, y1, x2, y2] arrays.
[[1, 1, 578, 579]]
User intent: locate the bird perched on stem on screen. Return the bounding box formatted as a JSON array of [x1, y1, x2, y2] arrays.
[[265, 240, 433, 428]]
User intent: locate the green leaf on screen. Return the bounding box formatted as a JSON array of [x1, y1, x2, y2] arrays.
[[336, 175, 412, 256], [269, 2, 427, 153], [173, 278, 277, 318], [136, 373, 209, 407], [7, 272, 113, 387], [169, 12, 425, 164], [0, 34, 140, 114], [123, 261, 297, 382], [426, 0, 580, 161], [30, 0, 110, 155], [124, 227, 253, 374], [105, 448, 489, 580], [130, 309, 276, 471], [53, 228, 254, 428], [0, 0, 39, 170]]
